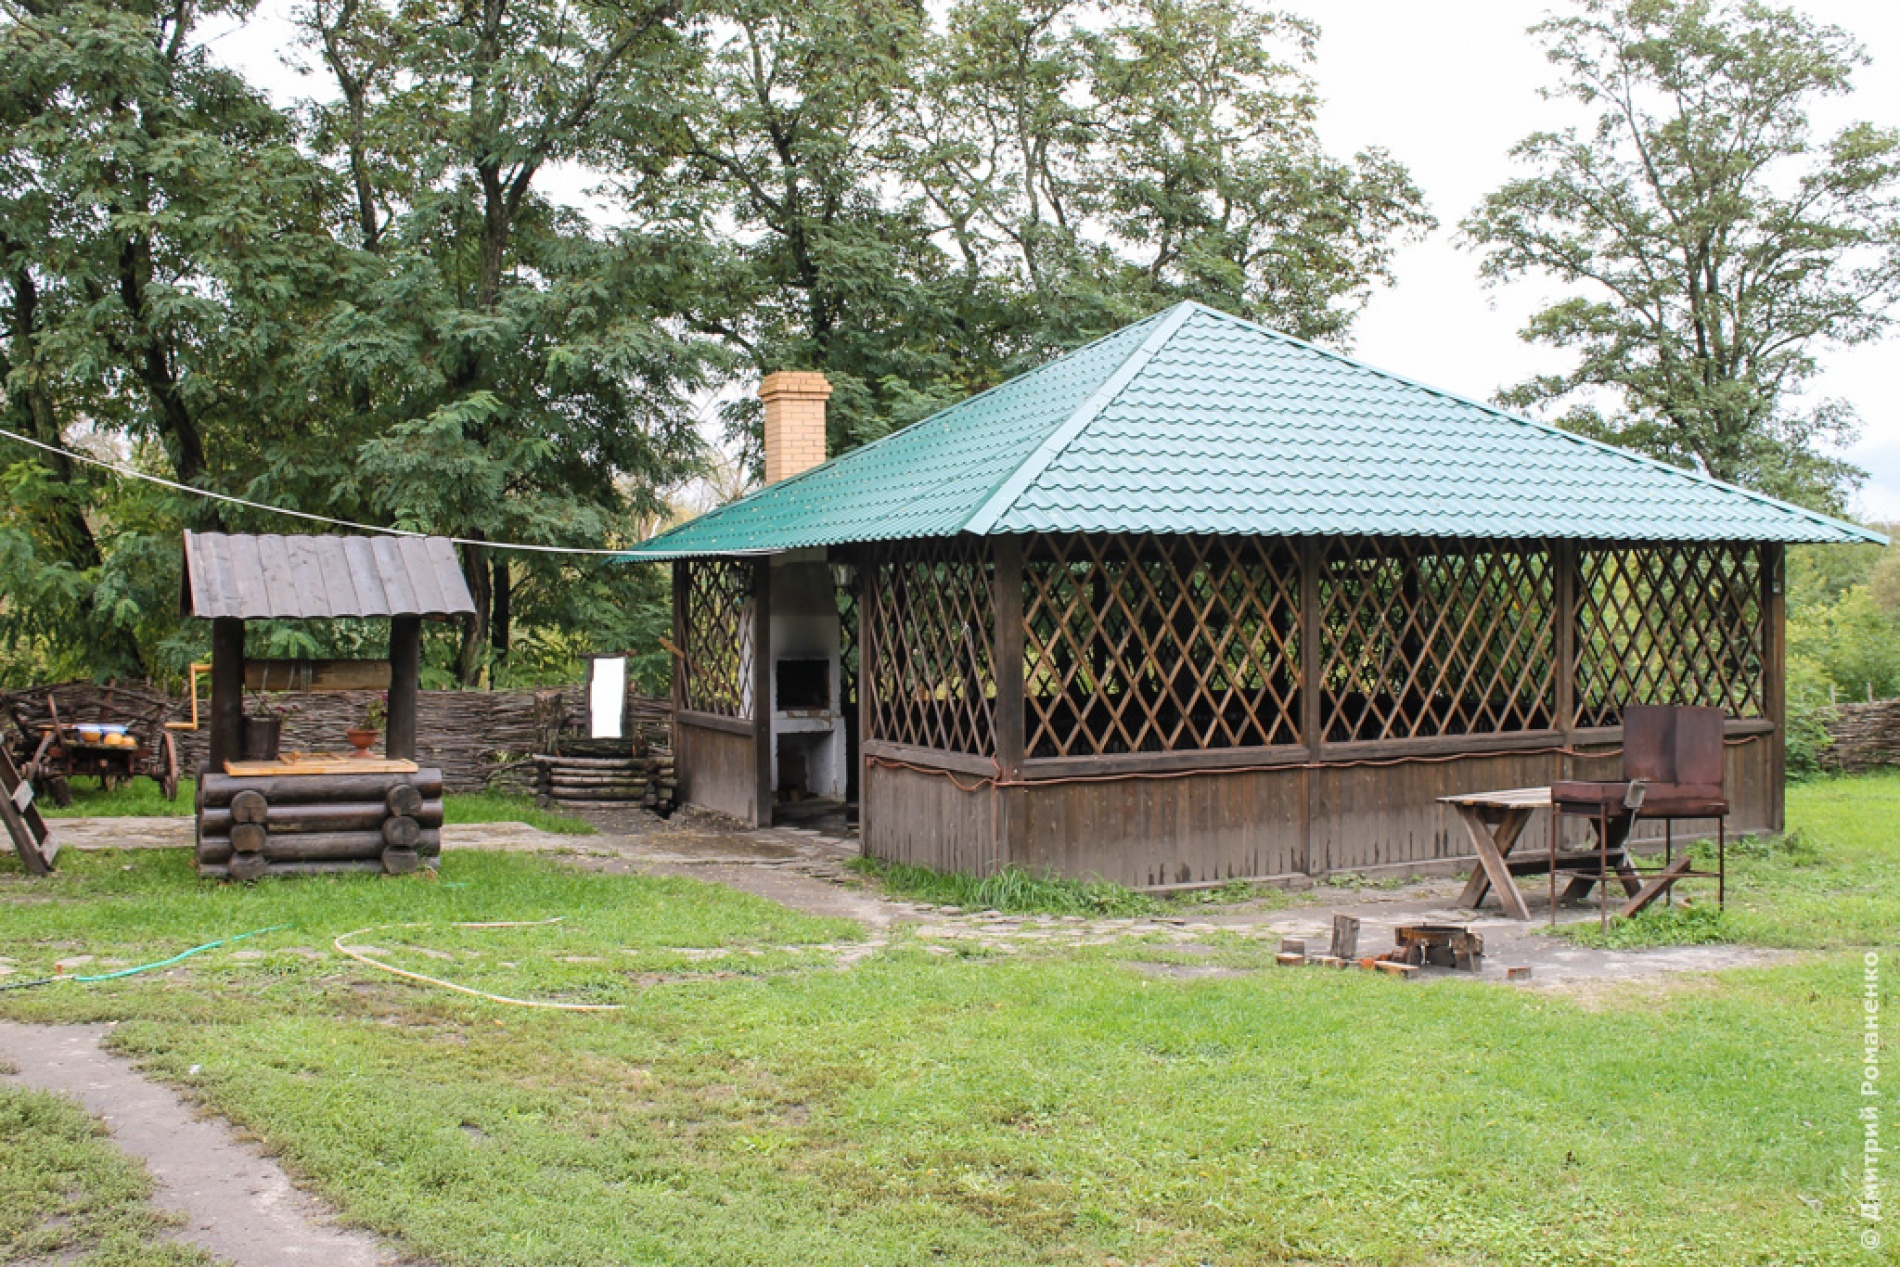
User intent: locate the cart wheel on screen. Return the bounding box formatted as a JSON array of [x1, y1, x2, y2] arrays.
[[49, 775, 72, 808], [159, 733, 180, 802]]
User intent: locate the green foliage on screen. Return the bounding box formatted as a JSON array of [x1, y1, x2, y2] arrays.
[[635, 0, 1432, 462], [1790, 585, 1900, 703], [1, 0, 1430, 685], [1778, 534, 1900, 775], [1782, 652, 1835, 777], [849, 857, 1161, 917], [1465, 0, 1900, 510]]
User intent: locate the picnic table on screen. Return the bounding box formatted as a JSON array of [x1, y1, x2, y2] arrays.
[[1439, 786, 1641, 921]]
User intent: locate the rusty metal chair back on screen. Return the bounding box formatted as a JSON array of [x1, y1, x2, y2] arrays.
[[1620, 703, 1726, 815]]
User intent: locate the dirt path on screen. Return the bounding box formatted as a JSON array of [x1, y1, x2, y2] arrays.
[[0, 1021, 404, 1267]]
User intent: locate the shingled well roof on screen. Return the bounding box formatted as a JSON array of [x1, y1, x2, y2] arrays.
[[624, 302, 1883, 558], [182, 532, 477, 620]]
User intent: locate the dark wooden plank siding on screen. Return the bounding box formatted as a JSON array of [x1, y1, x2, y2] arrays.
[[676, 719, 760, 825], [862, 763, 999, 874], [1014, 766, 1307, 888], [860, 726, 1780, 890], [1307, 751, 1563, 876]]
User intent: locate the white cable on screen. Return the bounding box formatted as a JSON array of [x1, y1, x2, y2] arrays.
[[0, 425, 642, 557]]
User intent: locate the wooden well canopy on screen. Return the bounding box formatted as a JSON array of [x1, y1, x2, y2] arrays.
[[181, 531, 476, 772], [181, 532, 473, 621], [628, 303, 1885, 886]]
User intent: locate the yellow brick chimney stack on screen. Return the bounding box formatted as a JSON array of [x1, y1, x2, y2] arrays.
[[758, 371, 832, 485]]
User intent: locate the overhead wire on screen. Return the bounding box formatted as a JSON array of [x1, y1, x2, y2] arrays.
[[0, 426, 642, 557]]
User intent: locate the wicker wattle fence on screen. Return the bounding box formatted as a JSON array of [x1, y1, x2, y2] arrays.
[[1818, 698, 1900, 774], [2, 681, 675, 794]]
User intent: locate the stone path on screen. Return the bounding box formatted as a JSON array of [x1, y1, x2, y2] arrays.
[[0, 1020, 405, 1267]]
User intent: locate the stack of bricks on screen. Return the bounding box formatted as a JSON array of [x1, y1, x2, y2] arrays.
[[760, 371, 832, 484]]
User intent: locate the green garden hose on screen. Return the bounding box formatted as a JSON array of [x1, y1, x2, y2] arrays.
[[0, 924, 288, 992]]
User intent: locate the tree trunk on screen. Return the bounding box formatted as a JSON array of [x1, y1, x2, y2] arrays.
[[457, 538, 492, 686], [491, 557, 511, 665]]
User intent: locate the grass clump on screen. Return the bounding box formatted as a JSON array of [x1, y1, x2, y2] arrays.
[[1552, 901, 1734, 949], [1162, 877, 1297, 909], [850, 857, 1160, 917], [0, 1086, 213, 1265]]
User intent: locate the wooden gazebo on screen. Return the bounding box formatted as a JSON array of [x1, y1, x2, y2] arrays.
[[626, 304, 1883, 889]]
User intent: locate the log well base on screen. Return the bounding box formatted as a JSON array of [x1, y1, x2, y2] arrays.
[[196, 767, 445, 880]]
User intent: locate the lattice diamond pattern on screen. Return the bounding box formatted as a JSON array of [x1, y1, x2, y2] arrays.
[[1576, 543, 1763, 726], [834, 562, 861, 713], [679, 558, 754, 719], [865, 539, 996, 756], [1319, 538, 1557, 742], [778, 534, 1766, 764], [1022, 534, 1301, 758]]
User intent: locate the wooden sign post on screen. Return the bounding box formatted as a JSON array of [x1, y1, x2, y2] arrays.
[[0, 746, 58, 874]]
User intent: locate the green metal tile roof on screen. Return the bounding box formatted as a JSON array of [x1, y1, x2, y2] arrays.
[[625, 302, 1884, 558]]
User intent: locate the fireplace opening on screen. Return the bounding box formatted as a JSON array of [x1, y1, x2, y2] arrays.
[[776, 658, 831, 711]]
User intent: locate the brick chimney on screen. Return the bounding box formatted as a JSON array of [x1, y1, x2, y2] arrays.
[[759, 371, 831, 484]]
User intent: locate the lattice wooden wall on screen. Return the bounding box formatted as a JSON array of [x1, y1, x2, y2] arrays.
[[863, 538, 997, 755], [676, 558, 754, 719], [1575, 542, 1764, 726], [1317, 537, 1558, 743], [1021, 534, 1301, 758], [846, 533, 1772, 763]]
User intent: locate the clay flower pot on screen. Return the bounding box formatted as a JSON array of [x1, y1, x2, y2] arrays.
[[344, 727, 380, 759]]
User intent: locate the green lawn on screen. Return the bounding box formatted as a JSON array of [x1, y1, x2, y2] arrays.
[[1, 778, 1894, 1265], [37, 776, 596, 836], [34, 775, 199, 818]]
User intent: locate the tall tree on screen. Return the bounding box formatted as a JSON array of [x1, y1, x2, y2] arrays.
[[298, 0, 713, 683], [662, 0, 1431, 464], [1465, 0, 1900, 511], [652, 0, 973, 456], [1079, 0, 1430, 342], [0, 0, 342, 676]]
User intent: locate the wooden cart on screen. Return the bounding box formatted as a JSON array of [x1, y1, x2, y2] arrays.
[[2, 682, 182, 808]]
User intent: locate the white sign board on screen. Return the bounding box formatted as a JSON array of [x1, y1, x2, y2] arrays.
[[588, 656, 626, 739]]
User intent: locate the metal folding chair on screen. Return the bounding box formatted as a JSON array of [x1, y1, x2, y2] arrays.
[[1548, 704, 1728, 930]]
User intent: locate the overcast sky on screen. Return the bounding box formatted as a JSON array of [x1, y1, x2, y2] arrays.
[[210, 0, 1900, 519], [1280, 0, 1900, 521]]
